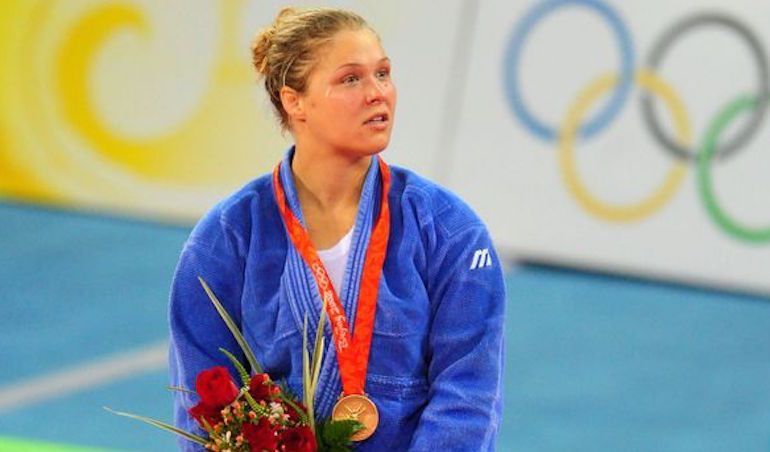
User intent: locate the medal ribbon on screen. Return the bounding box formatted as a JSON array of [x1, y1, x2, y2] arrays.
[[272, 158, 391, 396]]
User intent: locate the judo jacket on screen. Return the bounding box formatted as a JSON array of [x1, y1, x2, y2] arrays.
[[169, 149, 506, 451]]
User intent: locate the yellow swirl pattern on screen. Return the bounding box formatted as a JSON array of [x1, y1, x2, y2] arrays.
[[0, 0, 289, 220]]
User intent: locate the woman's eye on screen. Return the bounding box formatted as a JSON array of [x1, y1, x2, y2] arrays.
[[342, 75, 359, 85], [376, 69, 390, 80]]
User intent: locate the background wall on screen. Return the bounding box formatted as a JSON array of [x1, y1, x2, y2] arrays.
[[2, 0, 768, 295], [0, 0, 459, 219], [447, 0, 770, 296]]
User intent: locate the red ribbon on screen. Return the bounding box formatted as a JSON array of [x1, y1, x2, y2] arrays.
[[272, 158, 391, 396]]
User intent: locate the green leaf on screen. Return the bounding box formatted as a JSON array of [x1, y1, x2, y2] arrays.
[[242, 390, 270, 417], [199, 416, 215, 436], [315, 419, 363, 451], [104, 407, 207, 446], [310, 302, 327, 396], [302, 313, 314, 432], [166, 385, 196, 395], [303, 299, 329, 435], [310, 337, 324, 399], [198, 276, 263, 374], [324, 419, 364, 442], [219, 347, 250, 387]]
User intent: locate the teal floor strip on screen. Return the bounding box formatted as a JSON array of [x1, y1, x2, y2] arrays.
[[2, 202, 770, 451]]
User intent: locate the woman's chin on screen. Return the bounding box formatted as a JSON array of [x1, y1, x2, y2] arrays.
[[365, 135, 393, 154], [344, 141, 390, 158]]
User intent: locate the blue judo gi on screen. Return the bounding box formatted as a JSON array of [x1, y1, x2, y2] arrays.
[[169, 148, 506, 451]]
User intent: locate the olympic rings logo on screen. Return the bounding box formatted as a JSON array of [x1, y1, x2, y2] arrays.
[[502, 0, 770, 243]]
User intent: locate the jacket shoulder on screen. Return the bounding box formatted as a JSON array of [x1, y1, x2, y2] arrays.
[[188, 173, 274, 247], [389, 165, 485, 239]]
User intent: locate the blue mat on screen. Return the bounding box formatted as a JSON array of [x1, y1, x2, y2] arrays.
[[1, 202, 769, 451]]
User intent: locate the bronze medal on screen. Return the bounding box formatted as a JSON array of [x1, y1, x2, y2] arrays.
[[331, 394, 379, 441]]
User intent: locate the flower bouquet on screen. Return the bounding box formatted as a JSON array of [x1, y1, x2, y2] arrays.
[[106, 277, 362, 451]]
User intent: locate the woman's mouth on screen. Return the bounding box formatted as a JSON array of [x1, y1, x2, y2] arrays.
[[364, 113, 389, 129]]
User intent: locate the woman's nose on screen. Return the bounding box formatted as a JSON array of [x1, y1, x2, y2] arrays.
[[365, 78, 387, 104]]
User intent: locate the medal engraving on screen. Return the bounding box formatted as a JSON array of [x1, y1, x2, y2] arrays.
[[332, 394, 379, 441]]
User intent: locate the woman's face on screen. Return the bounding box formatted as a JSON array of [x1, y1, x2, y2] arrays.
[[296, 28, 397, 158]]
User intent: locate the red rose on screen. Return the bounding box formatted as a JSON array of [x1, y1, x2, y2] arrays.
[[279, 426, 316, 452], [248, 373, 277, 401], [196, 366, 240, 407], [188, 401, 222, 429], [242, 417, 278, 451]]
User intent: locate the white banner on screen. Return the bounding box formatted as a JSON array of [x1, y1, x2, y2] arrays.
[[443, 0, 770, 295]]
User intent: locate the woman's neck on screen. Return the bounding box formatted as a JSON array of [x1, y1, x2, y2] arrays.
[[291, 146, 371, 212], [290, 145, 372, 248]]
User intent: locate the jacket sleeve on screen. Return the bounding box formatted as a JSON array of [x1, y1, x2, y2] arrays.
[[408, 224, 506, 451], [168, 211, 246, 451]]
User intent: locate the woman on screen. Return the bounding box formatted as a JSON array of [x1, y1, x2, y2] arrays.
[[169, 7, 505, 451]]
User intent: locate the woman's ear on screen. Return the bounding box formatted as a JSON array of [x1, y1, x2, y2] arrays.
[[280, 86, 305, 123]]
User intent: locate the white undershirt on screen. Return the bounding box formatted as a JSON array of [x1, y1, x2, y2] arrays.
[[317, 227, 354, 294]]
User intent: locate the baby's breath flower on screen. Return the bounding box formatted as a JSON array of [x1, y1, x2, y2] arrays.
[[269, 402, 284, 414]]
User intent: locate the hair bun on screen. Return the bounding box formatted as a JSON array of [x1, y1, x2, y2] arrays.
[[250, 28, 273, 76], [250, 7, 299, 76]]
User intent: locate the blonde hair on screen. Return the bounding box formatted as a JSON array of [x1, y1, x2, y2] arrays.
[[251, 7, 376, 130]]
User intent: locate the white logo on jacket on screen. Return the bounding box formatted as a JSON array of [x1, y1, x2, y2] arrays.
[[470, 248, 492, 270]]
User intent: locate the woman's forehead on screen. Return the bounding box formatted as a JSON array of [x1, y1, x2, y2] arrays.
[[317, 29, 387, 70]]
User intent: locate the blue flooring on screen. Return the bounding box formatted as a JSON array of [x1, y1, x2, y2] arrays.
[[0, 203, 186, 383], [1, 202, 769, 451], [502, 265, 770, 452]]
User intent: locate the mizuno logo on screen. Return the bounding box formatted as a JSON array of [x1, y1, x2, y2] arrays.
[[470, 248, 492, 270]]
